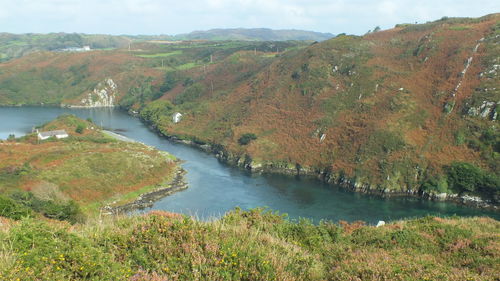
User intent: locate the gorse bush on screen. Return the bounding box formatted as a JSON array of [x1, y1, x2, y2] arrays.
[[0, 210, 498, 280]]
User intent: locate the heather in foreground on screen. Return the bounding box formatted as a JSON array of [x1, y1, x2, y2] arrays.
[[0, 209, 498, 280]]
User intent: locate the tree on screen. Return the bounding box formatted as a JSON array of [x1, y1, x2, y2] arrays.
[[238, 133, 257, 145]]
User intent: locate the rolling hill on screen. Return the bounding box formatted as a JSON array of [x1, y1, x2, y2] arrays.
[[0, 14, 498, 205], [174, 28, 335, 41]]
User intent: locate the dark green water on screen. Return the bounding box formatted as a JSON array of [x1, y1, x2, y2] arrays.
[[1, 106, 498, 223]]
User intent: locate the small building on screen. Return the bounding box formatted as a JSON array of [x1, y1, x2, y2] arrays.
[[320, 133, 326, 142], [37, 130, 69, 140], [172, 112, 182, 123]]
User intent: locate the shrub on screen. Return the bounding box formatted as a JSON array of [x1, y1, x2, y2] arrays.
[[160, 72, 180, 92], [75, 124, 85, 134], [139, 100, 174, 123], [174, 83, 205, 104], [446, 162, 483, 193], [291, 71, 301, 80], [446, 162, 499, 201], [6, 191, 84, 223], [182, 77, 194, 87], [238, 133, 257, 145], [0, 195, 33, 220], [421, 175, 449, 194]]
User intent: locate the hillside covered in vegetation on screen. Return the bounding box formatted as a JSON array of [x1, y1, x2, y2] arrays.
[[130, 14, 500, 205], [0, 29, 330, 63], [0, 33, 130, 62], [0, 14, 499, 205], [0, 209, 498, 280], [0, 115, 179, 218]]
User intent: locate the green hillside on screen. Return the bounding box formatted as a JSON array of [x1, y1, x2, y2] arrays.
[[129, 15, 500, 205], [0, 33, 130, 62]]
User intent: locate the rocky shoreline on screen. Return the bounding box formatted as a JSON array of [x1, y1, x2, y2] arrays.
[[139, 119, 498, 212], [101, 167, 188, 215]]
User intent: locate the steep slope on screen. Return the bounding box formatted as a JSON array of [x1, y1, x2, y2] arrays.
[[144, 14, 499, 203], [0, 50, 155, 106]]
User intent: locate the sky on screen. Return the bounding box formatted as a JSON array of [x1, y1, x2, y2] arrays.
[[0, 0, 498, 35]]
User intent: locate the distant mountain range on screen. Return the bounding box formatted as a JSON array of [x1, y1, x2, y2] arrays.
[[0, 28, 334, 62], [173, 28, 335, 41]]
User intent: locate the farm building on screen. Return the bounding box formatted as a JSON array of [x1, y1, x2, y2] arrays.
[[37, 130, 69, 140]]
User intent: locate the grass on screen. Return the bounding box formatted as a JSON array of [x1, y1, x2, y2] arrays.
[[176, 62, 199, 70], [135, 50, 183, 58], [0, 209, 498, 280], [0, 115, 178, 215]]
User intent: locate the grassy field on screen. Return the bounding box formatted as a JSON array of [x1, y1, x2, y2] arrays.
[[0, 209, 498, 280], [135, 50, 183, 58]]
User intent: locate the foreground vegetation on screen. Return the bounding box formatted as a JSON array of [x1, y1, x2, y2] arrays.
[[0, 115, 178, 217], [0, 209, 498, 280]]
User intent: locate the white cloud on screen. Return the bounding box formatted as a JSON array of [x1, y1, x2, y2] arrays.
[[0, 0, 497, 35], [377, 1, 398, 17]]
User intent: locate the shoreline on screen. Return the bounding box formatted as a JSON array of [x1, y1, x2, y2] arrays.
[[97, 128, 188, 215], [101, 166, 188, 215], [137, 117, 499, 212], [1, 104, 497, 212]]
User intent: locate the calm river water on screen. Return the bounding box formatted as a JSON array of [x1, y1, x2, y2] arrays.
[[1, 106, 498, 223]]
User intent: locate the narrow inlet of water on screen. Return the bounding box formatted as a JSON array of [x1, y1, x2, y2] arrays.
[[1, 106, 498, 223]]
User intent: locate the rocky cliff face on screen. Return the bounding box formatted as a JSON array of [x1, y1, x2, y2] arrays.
[[77, 78, 117, 107]]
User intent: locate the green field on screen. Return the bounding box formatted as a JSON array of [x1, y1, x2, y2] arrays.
[[135, 50, 183, 58]]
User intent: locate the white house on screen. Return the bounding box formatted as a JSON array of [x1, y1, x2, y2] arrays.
[[37, 130, 69, 140], [172, 112, 182, 123]]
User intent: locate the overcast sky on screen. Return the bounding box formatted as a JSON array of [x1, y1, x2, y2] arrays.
[[0, 0, 498, 35]]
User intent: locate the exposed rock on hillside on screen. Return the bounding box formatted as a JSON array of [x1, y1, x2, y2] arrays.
[[77, 78, 117, 107]]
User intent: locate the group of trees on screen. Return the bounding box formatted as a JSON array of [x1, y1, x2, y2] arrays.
[[423, 162, 499, 203]]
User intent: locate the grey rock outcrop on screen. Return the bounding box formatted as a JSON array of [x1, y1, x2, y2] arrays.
[[78, 78, 117, 107], [467, 100, 498, 120]]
